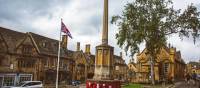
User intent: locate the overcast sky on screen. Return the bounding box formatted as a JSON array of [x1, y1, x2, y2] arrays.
[[0, 0, 200, 63]]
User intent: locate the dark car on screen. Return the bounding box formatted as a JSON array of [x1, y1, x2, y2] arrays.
[[72, 80, 81, 86]]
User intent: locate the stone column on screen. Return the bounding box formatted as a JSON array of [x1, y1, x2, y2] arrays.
[[102, 0, 108, 45]]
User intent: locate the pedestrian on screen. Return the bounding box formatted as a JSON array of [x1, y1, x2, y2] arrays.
[[192, 71, 197, 85], [185, 73, 190, 84]]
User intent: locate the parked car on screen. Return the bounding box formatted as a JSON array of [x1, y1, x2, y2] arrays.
[[197, 74, 200, 80], [10, 81, 43, 88], [72, 80, 81, 86]]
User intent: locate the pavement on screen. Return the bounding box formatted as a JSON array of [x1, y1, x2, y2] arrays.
[[171, 80, 200, 88], [79, 84, 86, 88], [142, 84, 173, 88], [77, 80, 200, 88]]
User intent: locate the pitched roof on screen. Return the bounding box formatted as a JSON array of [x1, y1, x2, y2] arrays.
[[0, 27, 26, 53], [188, 61, 200, 69], [29, 32, 74, 58], [0, 27, 76, 58]]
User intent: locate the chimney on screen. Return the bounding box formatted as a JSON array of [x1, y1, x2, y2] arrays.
[[85, 44, 90, 54], [61, 35, 68, 49], [77, 42, 80, 51], [168, 43, 171, 48], [120, 52, 123, 58]]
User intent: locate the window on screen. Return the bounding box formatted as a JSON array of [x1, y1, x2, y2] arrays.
[[19, 74, 32, 83], [148, 67, 151, 73], [0, 40, 6, 52], [22, 45, 32, 54], [18, 60, 35, 68], [20, 77, 31, 83], [139, 63, 142, 71], [42, 42, 46, 47], [44, 59, 49, 67], [41, 41, 48, 48], [59, 60, 64, 68], [164, 63, 169, 78], [0, 56, 9, 66], [3, 76, 15, 86], [0, 57, 2, 66], [52, 59, 56, 67]]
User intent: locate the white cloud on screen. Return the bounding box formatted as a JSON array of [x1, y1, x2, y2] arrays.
[[0, 0, 199, 64]]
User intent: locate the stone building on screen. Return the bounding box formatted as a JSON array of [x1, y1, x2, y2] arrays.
[[0, 27, 74, 87], [127, 58, 138, 82], [72, 42, 95, 82], [0, 27, 127, 87], [113, 53, 128, 80], [135, 45, 186, 83], [187, 61, 200, 75]]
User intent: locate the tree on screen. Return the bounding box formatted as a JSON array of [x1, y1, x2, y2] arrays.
[[111, 0, 200, 85]]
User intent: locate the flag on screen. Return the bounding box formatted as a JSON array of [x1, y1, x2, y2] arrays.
[[61, 20, 72, 39]]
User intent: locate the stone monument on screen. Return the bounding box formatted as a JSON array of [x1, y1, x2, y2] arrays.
[[86, 0, 121, 88]]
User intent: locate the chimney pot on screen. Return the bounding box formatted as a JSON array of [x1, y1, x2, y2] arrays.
[[77, 42, 80, 51]]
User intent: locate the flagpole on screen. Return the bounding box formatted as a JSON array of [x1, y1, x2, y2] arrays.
[[56, 19, 62, 88]]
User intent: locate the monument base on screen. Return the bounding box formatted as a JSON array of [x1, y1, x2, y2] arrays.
[[86, 79, 121, 88]]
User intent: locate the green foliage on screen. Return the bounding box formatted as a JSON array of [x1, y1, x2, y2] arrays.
[[123, 84, 142, 88], [112, 0, 200, 57]]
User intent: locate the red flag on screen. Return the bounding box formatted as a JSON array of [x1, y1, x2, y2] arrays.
[[61, 20, 72, 39]]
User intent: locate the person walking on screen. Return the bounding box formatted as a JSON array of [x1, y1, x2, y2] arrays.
[[185, 73, 190, 85], [191, 71, 197, 86]]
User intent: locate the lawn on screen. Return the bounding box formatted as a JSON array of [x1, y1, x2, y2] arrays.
[[123, 84, 142, 88]]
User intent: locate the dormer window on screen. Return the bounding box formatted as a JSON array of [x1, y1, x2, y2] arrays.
[[40, 40, 49, 48], [42, 42, 47, 48]]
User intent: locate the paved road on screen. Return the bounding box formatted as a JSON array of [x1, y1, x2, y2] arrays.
[[173, 80, 200, 88], [79, 84, 86, 88]]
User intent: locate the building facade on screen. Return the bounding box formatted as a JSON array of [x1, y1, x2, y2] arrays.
[[135, 46, 186, 83], [0, 27, 127, 87], [113, 53, 128, 80], [0, 27, 75, 87], [187, 61, 200, 75], [127, 58, 138, 83]]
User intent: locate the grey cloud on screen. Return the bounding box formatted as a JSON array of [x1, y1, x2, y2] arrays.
[[0, 0, 199, 64], [78, 15, 101, 36], [0, 0, 70, 24]]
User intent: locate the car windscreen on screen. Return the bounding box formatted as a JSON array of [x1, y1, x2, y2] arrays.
[[22, 82, 41, 87], [16, 82, 26, 87]]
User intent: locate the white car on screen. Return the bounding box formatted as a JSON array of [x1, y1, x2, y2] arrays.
[[11, 81, 43, 88]]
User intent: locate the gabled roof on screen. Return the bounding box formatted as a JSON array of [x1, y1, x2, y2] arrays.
[[29, 32, 74, 58], [0, 27, 26, 53], [0, 27, 75, 58], [137, 45, 170, 56], [188, 61, 200, 69], [29, 32, 59, 55]]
